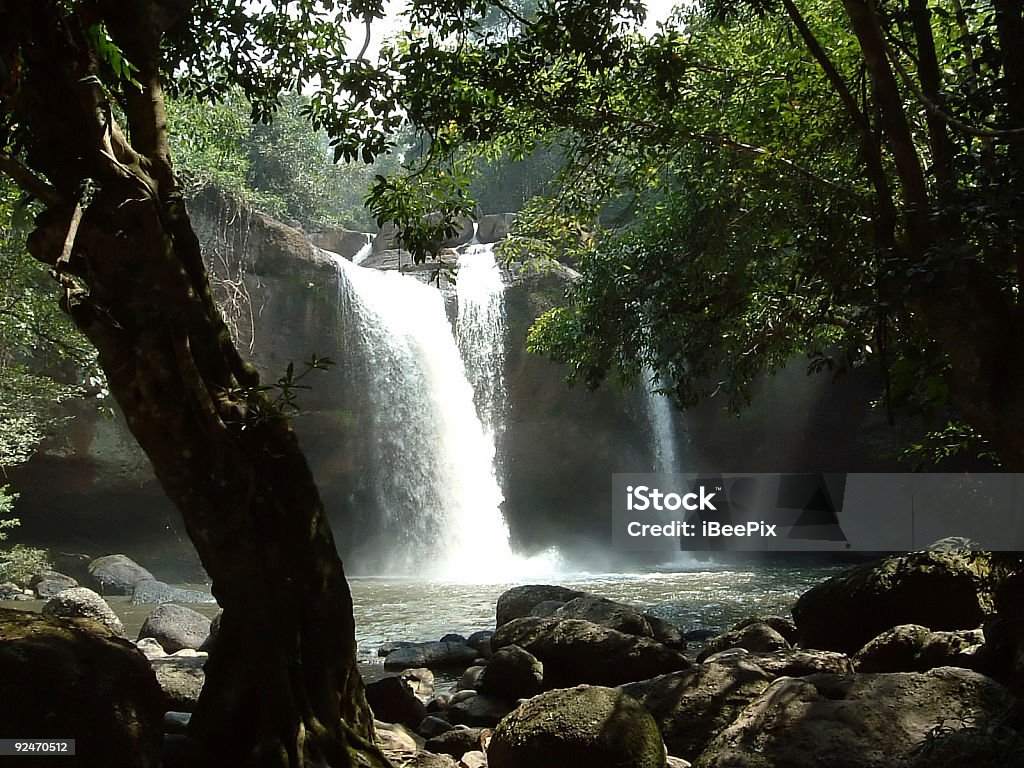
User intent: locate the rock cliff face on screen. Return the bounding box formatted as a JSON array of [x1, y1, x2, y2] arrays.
[[9, 203, 896, 576]]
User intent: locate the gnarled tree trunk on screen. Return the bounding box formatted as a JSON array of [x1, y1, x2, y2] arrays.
[[1, 1, 389, 765]]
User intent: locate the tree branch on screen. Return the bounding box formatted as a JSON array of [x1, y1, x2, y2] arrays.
[[882, 28, 1024, 140], [0, 152, 61, 206]]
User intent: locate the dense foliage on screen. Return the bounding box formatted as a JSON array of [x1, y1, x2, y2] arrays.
[[0, 179, 93, 577], [375, 0, 1024, 467]]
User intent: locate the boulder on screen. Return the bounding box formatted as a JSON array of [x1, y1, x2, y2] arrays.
[[695, 623, 790, 663], [427, 693, 452, 713], [150, 653, 207, 712], [372, 221, 403, 253], [529, 600, 566, 618], [738, 649, 854, 679], [131, 579, 216, 605], [384, 641, 479, 670], [138, 604, 212, 653], [136, 637, 167, 659], [418, 715, 454, 739], [477, 213, 516, 244], [403, 753, 460, 768], [477, 644, 544, 700], [448, 692, 517, 727], [853, 624, 985, 673], [374, 720, 420, 753], [555, 595, 655, 638], [457, 665, 486, 692], [246, 212, 335, 277], [42, 586, 125, 637], [791, 551, 989, 654], [402, 667, 436, 699], [488, 685, 667, 768], [466, 630, 494, 652], [163, 711, 191, 735], [198, 610, 221, 653], [379, 640, 417, 657], [619, 661, 774, 761], [441, 632, 467, 643], [34, 577, 76, 599], [0, 581, 29, 599], [466, 630, 494, 659], [460, 750, 487, 768], [88, 554, 154, 595], [477, 643, 544, 704], [684, 629, 719, 643], [493, 616, 690, 688], [425, 725, 483, 757], [730, 615, 799, 646], [311, 228, 372, 260], [645, 615, 687, 651], [693, 667, 1018, 768], [0, 607, 164, 767], [366, 675, 429, 730], [495, 584, 585, 628], [29, 570, 78, 598]]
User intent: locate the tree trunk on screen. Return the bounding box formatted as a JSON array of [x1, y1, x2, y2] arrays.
[[1, 2, 389, 765], [838, 0, 1024, 469]]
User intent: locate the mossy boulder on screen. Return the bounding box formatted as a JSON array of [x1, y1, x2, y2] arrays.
[[495, 585, 586, 628], [492, 616, 690, 688], [853, 624, 985, 672], [694, 668, 1018, 768], [619, 661, 774, 761], [0, 608, 163, 768], [792, 551, 991, 654], [488, 685, 667, 768]]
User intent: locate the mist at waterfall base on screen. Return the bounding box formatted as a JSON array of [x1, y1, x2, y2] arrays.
[[333, 245, 563, 580]]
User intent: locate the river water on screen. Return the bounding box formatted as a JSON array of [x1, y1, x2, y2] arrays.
[[2, 562, 841, 687]]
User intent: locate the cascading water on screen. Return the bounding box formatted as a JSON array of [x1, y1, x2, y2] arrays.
[[333, 250, 559, 579], [643, 367, 683, 475], [455, 244, 506, 454]]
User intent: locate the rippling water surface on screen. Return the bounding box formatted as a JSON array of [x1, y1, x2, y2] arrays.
[[2, 562, 842, 688]]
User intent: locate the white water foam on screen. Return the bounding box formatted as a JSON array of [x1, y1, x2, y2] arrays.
[[334, 252, 561, 580]]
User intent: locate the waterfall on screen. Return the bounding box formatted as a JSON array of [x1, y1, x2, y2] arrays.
[[455, 244, 506, 452], [352, 242, 372, 265], [643, 367, 683, 474], [333, 252, 559, 579]]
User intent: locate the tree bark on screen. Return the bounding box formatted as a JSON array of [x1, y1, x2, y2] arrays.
[[1, 2, 389, 765]]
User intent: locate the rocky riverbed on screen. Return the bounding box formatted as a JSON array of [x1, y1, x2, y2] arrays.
[[3, 547, 1024, 767]]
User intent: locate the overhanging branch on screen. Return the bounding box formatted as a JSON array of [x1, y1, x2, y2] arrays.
[[0, 152, 61, 206]]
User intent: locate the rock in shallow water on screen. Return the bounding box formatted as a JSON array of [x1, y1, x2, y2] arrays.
[[131, 579, 216, 605], [139, 603, 212, 652], [88, 554, 154, 595], [495, 584, 586, 628], [384, 641, 478, 670], [42, 586, 125, 637]]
